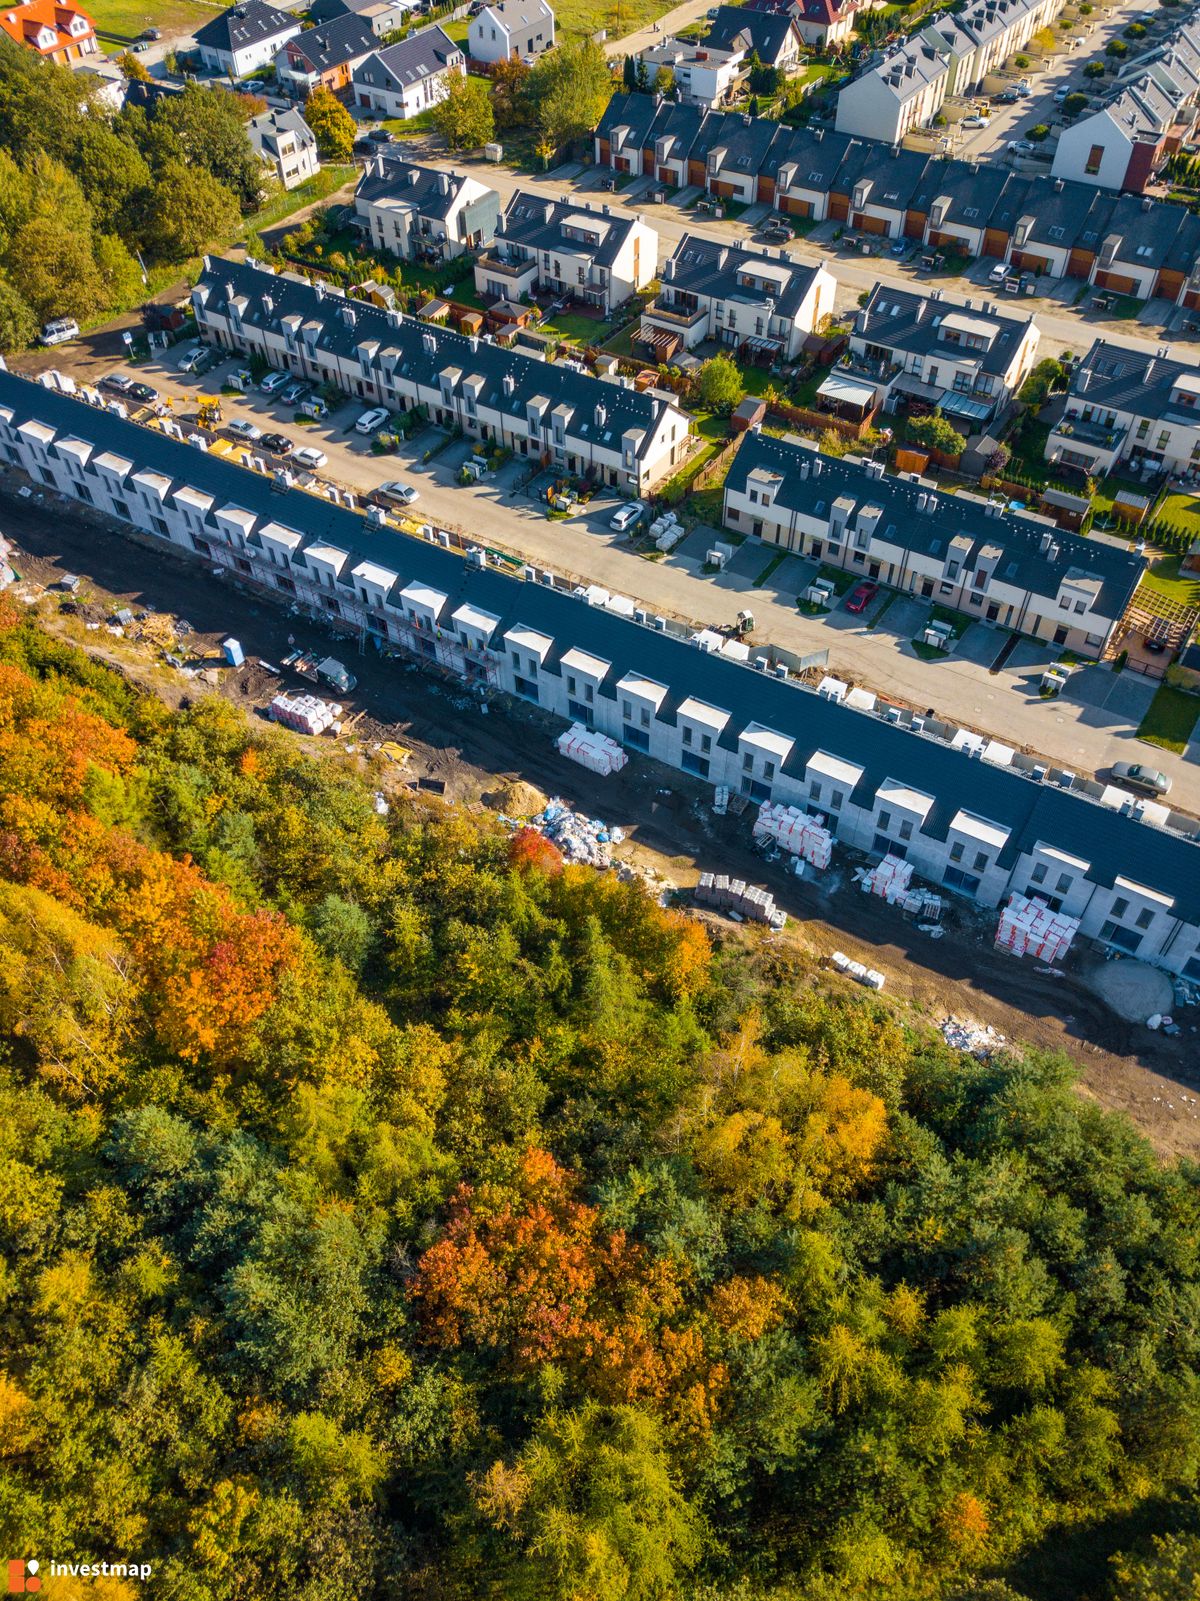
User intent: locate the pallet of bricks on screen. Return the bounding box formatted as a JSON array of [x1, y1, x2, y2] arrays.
[[753, 803, 834, 868], [695, 872, 787, 930], [995, 892, 1079, 961], [269, 692, 341, 736], [555, 723, 629, 776]]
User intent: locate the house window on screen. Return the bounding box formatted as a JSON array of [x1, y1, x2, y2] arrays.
[[830, 789, 844, 810], [743, 752, 754, 771], [1112, 896, 1129, 918], [950, 841, 964, 863], [1056, 874, 1072, 895], [701, 733, 711, 754], [973, 851, 988, 872], [944, 866, 982, 897], [898, 820, 913, 841], [1136, 908, 1154, 930], [878, 809, 892, 831], [682, 726, 692, 747], [810, 781, 822, 802]]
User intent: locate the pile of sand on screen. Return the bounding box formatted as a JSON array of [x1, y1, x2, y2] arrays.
[[483, 779, 548, 817]]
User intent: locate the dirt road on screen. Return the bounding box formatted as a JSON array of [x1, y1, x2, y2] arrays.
[[5, 485, 1199, 1158]]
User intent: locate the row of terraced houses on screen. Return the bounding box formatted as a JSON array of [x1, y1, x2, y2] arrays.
[[595, 92, 1200, 304], [3, 363, 1199, 978]]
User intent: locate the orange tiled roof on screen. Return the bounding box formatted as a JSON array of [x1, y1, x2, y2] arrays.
[[0, 0, 95, 55]]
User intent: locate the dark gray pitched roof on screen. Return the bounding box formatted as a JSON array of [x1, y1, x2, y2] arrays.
[[1068, 337, 1200, 423], [703, 3, 797, 62], [596, 90, 662, 149], [855, 285, 1034, 379], [355, 24, 460, 87], [355, 157, 484, 220], [3, 366, 1193, 916], [665, 231, 825, 320], [728, 431, 1145, 622], [496, 191, 639, 269], [194, 0, 295, 51], [196, 256, 674, 455], [283, 11, 376, 69]]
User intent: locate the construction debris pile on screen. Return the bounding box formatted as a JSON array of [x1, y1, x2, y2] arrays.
[[616, 858, 678, 906], [941, 1017, 1008, 1058], [830, 951, 886, 992], [555, 723, 629, 776], [995, 893, 1080, 962], [534, 798, 625, 867], [269, 692, 342, 737], [694, 873, 787, 930], [754, 803, 834, 869], [858, 855, 913, 902]]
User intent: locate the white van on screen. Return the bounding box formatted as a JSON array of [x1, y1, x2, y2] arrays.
[[40, 318, 80, 347]]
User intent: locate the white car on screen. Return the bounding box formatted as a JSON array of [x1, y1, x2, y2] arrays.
[[610, 500, 646, 531], [989, 263, 1011, 282], [228, 418, 263, 441], [961, 115, 987, 128], [259, 370, 290, 394], [355, 406, 390, 435], [40, 317, 79, 346], [293, 445, 327, 469]]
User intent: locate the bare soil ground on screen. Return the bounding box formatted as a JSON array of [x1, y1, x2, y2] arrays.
[[6, 483, 1200, 1159]]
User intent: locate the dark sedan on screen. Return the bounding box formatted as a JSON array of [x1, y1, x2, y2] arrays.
[[260, 432, 294, 457]]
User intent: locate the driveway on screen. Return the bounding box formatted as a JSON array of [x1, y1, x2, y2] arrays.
[[1065, 665, 1158, 725], [953, 623, 1007, 668], [875, 594, 928, 644]]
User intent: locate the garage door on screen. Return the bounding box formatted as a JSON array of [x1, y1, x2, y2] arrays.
[[855, 213, 888, 235], [1094, 270, 1137, 293], [783, 196, 813, 217], [1012, 251, 1052, 275]]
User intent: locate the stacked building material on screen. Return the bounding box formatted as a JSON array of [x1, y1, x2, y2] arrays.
[[753, 803, 834, 869], [555, 723, 629, 776], [941, 1017, 1006, 1058], [269, 692, 341, 736], [831, 951, 886, 991], [995, 893, 1080, 961], [695, 872, 787, 930], [861, 855, 913, 902]]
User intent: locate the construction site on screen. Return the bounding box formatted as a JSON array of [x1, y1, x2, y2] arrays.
[[5, 482, 1200, 1160]]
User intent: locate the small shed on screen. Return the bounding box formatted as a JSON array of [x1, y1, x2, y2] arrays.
[[731, 394, 767, 434], [1039, 486, 1091, 531], [353, 280, 397, 311], [1183, 535, 1200, 574], [893, 445, 931, 475], [1112, 485, 1152, 525], [457, 308, 484, 336], [485, 298, 535, 335], [416, 296, 450, 323], [815, 371, 878, 423]]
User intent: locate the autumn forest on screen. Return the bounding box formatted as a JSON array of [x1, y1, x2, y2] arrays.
[[0, 598, 1198, 1601]]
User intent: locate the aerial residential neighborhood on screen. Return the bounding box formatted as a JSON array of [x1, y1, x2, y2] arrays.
[[5, 0, 1200, 1587]]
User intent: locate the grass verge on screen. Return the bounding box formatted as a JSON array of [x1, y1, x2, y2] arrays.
[[1137, 684, 1200, 753]]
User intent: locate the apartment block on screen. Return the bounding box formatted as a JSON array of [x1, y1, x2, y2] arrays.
[[191, 257, 689, 493], [474, 193, 656, 317], [1047, 337, 1200, 478], [724, 431, 1144, 654], [641, 233, 836, 360], [3, 365, 1196, 975]]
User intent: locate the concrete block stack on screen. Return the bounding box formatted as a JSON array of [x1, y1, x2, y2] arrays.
[[754, 803, 834, 869], [269, 693, 341, 736], [860, 855, 913, 903], [831, 951, 886, 991], [555, 723, 629, 776], [695, 872, 787, 930], [995, 893, 1080, 961]]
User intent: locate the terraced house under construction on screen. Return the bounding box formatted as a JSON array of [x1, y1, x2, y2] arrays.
[[3, 366, 1199, 980], [191, 257, 689, 494]]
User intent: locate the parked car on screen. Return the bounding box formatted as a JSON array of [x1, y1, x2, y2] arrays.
[[140, 25, 160, 38], [177, 344, 215, 374], [961, 115, 987, 127], [1143, 635, 1168, 655], [39, 317, 79, 346], [260, 432, 293, 456], [280, 380, 310, 406], [1111, 760, 1172, 797], [100, 373, 134, 394], [228, 418, 263, 441], [610, 501, 646, 532], [1053, 85, 1070, 101], [127, 382, 158, 405], [367, 128, 393, 143], [293, 446, 327, 470], [243, 78, 266, 92], [370, 480, 419, 508], [995, 88, 1019, 102], [989, 262, 1011, 282], [845, 580, 879, 614], [1014, 82, 1031, 96], [259, 370, 290, 394], [355, 406, 390, 434]]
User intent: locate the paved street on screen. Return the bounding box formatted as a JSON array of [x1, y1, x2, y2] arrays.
[[73, 346, 1200, 816]]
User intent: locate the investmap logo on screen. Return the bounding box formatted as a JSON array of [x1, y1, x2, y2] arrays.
[[6, 1562, 40, 1594], [8, 1558, 152, 1589]]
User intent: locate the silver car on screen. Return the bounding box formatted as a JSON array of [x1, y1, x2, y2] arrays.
[[1111, 761, 1171, 797]]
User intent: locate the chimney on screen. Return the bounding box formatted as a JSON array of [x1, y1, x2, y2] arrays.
[[595, 401, 607, 427], [261, 293, 273, 317], [439, 171, 451, 195], [503, 372, 515, 396]]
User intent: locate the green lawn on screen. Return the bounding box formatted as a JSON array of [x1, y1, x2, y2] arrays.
[[441, 14, 471, 40], [1158, 490, 1200, 539], [1137, 684, 1200, 753], [248, 166, 355, 235], [537, 309, 622, 343], [1139, 553, 1200, 607], [553, 0, 681, 40], [90, 0, 217, 44]]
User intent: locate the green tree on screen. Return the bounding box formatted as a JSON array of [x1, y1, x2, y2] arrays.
[[1063, 91, 1089, 116], [308, 893, 375, 973], [6, 216, 103, 320], [1110, 1532, 1200, 1601], [908, 412, 967, 455], [1019, 356, 1068, 406], [71, 119, 152, 235], [430, 72, 495, 152], [116, 48, 151, 80], [135, 160, 240, 261], [474, 1405, 704, 1601], [94, 233, 144, 308], [622, 53, 637, 91], [697, 353, 743, 413], [491, 55, 532, 128], [304, 85, 357, 161], [159, 83, 269, 211], [1026, 123, 1050, 141], [1106, 37, 1128, 55], [0, 270, 36, 349], [528, 39, 613, 151], [1084, 58, 1107, 76]]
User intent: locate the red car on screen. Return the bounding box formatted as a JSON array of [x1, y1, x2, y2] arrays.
[[845, 580, 879, 614]]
